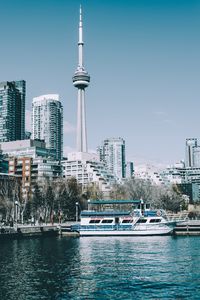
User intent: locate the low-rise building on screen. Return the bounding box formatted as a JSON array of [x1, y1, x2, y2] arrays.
[[62, 152, 116, 193], [134, 164, 165, 185], [8, 157, 62, 200]]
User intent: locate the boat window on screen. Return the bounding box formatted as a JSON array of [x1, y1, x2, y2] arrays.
[[122, 220, 133, 223], [149, 219, 161, 223], [101, 219, 113, 223], [89, 220, 101, 224], [136, 219, 147, 223]]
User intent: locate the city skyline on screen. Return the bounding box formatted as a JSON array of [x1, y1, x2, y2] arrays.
[[1, 0, 200, 165]]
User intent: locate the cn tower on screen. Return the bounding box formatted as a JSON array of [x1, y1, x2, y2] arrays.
[[73, 6, 90, 153]]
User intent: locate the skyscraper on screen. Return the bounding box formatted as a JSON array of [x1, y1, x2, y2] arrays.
[[72, 6, 90, 152], [32, 94, 63, 160], [185, 138, 197, 168], [14, 80, 26, 140], [98, 137, 126, 181], [126, 161, 134, 179], [0, 80, 26, 142], [193, 146, 200, 168]]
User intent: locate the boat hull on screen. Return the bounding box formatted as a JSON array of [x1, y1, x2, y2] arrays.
[[79, 227, 173, 236]]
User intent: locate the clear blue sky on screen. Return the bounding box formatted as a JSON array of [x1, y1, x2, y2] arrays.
[[1, 0, 200, 165]]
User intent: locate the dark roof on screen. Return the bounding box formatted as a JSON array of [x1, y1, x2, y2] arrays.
[[88, 199, 142, 205], [81, 211, 131, 217]]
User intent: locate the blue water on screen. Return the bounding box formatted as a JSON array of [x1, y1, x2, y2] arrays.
[[0, 236, 200, 299]]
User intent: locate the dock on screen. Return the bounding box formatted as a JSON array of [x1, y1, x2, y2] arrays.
[[0, 224, 59, 239], [174, 220, 200, 236], [1, 221, 200, 238], [59, 222, 80, 237], [0, 222, 80, 239]]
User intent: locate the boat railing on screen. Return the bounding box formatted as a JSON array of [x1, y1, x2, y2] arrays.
[[166, 212, 188, 222]]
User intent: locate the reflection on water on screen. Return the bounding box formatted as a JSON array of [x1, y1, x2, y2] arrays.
[[0, 236, 200, 299]]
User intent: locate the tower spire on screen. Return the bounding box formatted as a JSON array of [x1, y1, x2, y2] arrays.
[[73, 6, 90, 153], [78, 5, 83, 68]]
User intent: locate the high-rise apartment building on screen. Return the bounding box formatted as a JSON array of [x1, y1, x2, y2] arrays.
[[0, 80, 26, 142], [185, 138, 198, 168], [126, 161, 134, 179], [32, 94, 63, 160], [193, 146, 200, 168], [98, 137, 126, 181]]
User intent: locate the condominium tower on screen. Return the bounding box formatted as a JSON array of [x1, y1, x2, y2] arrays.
[[0, 80, 26, 142], [32, 94, 63, 160], [185, 138, 198, 168], [98, 137, 126, 181]]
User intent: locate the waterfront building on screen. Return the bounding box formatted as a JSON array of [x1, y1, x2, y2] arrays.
[[185, 138, 198, 168], [126, 161, 134, 179], [62, 152, 116, 193], [134, 164, 165, 185], [0, 139, 56, 159], [97, 137, 126, 181], [72, 6, 90, 152], [161, 164, 183, 185], [8, 156, 62, 200], [0, 80, 26, 142], [161, 163, 200, 201], [32, 94, 63, 160]]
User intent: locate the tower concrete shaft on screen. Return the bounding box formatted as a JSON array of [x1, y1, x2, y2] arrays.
[[73, 6, 90, 153]]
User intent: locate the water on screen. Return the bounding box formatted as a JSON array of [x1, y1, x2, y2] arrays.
[[0, 236, 200, 299]]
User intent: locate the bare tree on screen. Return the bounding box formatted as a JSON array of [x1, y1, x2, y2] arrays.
[[110, 178, 185, 212]]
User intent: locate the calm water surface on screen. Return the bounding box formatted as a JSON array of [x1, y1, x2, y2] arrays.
[[0, 236, 200, 299]]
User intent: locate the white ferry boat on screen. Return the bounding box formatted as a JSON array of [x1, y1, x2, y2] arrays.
[[75, 199, 180, 236]]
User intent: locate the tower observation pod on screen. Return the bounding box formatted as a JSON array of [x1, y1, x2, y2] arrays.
[[72, 6, 90, 153]]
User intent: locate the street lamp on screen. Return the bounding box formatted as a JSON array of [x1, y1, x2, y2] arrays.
[[76, 202, 79, 222], [14, 201, 19, 230]]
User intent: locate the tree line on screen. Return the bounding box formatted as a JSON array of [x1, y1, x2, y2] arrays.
[[0, 176, 189, 225]]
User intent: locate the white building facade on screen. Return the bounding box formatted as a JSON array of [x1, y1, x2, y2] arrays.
[[98, 137, 126, 181], [32, 94, 63, 160], [62, 152, 116, 193]]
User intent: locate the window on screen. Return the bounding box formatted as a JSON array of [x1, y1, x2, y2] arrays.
[[101, 219, 113, 224], [149, 219, 161, 223], [136, 219, 147, 223], [122, 219, 133, 223], [89, 220, 101, 224]]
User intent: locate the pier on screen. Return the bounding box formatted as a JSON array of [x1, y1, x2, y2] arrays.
[[1, 221, 200, 238], [174, 220, 200, 236], [0, 224, 59, 239], [0, 222, 81, 239]]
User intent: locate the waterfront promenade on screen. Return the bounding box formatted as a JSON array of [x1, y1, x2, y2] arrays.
[[1, 220, 200, 238]]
